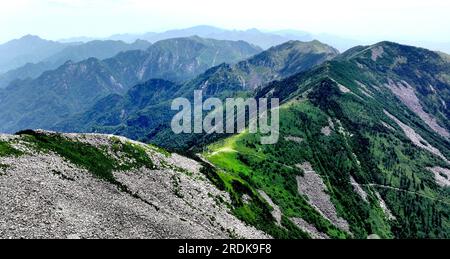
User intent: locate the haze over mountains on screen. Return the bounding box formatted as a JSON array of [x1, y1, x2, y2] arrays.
[[58, 25, 450, 54], [1, 25, 449, 89], [0, 38, 152, 88], [0, 35, 68, 73], [1, 25, 450, 239], [54, 40, 339, 144], [59, 25, 362, 52], [0, 36, 261, 133]]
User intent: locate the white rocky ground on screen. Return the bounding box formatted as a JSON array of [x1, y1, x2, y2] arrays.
[[321, 118, 335, 136], [374, 192, 396, 221], [386, 79, 450, 138], [0, 132, 269, 239], [258, 190, 282, 226], [427, 167, 450, 187], [290, 217, 329, 239], [350, 176, 368, 202], [381, 121, 396, 132], [338, 83, 352, 94], [284, 136, 304, 143], [355, 81, 374, 98], [350, 177, 397, 221], [371, 46, 384, 61], [257, 183, 330, 239], [384, 110, 449, 164], [296, 162, 350, 233]]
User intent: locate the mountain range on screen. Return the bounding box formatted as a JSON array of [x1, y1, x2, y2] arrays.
[[0, 38, 152, 88], [60, 26, 306, 48], [0, 35, 68, 73], [0, 37, 261, 133], [60, 25, 362, 51], [59, 25, 450, 54], [53, 40, 339, 145], [203, 41, 450, 238], [0, 38, 151, 88], [0, 30, 449, 239], [55, 39, 450, 239]]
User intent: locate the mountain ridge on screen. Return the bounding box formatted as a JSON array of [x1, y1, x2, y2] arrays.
[[0, 130, 269, 239], [0, 39, 152, 89], [203, 41, 450, 239], [1, 40, 450, 239], [0, 35, 69, 73], [0, 37, 262, 133], [53, 40, 339, 145]]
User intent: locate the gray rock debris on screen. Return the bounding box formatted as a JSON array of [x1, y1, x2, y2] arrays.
[[427, 167, 450, 187], [258, 190, 282, 226], [290, 217, 329, 239], [284, 136, 304, 143], [321, 118, 335, 136], [296, 162, 351, 233], [385, 80, 450, 139], [350, 176, 368, 202], [374, 192, 396, 221], [0, 132, 269, 239], [384, 110, 449, 164]]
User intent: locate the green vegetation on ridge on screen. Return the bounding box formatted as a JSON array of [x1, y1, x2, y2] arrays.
[[0, 141, 23, 157], [203, 42, 450, 239], [16, 130, 154, 183]]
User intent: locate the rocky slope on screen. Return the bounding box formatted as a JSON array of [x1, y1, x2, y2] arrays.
[[0, 130, 268, 239]]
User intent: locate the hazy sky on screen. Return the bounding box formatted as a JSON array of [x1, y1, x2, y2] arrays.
[[1, 0, 450, 44]]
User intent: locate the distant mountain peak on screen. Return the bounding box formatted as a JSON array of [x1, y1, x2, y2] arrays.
[[245, 28, 261, 33], [265, 40, 339, 57], [20, 34, 43, 41], [437, 51, 450, 61]]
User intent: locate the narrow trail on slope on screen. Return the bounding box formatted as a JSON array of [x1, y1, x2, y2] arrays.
[[359, 183, 450, 206], [207, 147, 450, 207]]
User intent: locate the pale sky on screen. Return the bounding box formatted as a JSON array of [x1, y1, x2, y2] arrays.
[[1, 0, 450, 44]]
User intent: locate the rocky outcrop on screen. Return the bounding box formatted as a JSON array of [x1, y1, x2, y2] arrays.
[[0, 131, 268, 239], [296, 162, 350, 233], [258, 190, 282, 226], [290, 218, 329, 239], [427, 167, 450, 187], [384, 110, 449, 164], [386, 80, 450, 139]]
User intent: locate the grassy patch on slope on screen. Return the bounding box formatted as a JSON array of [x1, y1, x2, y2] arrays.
[[16, 130, 153, 183], [0, 141, 23, 157], [203, 103, 355, 239]]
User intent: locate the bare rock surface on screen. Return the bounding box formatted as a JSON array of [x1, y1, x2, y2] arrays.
[[350, 176, 368, 202], [290, 217, 329, 239], [338, 83, 351, 94], [284, 136, 304, 143], [386, 80, 449, 138], [296, 162, 350, 233], [371, 46, 384, 61], [374, 192, 396, 221], [381, 121, 396, 132], [427, 167, 450, 187], [355, 80, 374, 98], [258, 190, 282, 226], [321, 118, 335, 136], [384, 110, 449, 164], [0, 131, 268, 239]]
